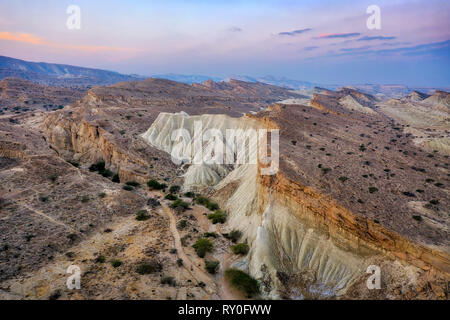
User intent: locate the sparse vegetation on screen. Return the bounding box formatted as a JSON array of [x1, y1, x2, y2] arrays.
[[205, 260, 220, 274], [184, 192, 196, 198], [194, 195, 219, 211], [169, 185, 181, 194], [170, 199, 189, 210], [192, 238, 213, 258], [368, 187, 378, 193], [123, 185, 134, 191], [412, 215, 422, 222], [207, 210, 227, 224], [136, 260, 162, 274], [95, 255, 106, 263], [136, 210, 150, 221], [165, 193, 178, 201], [338, 176, 349, 182], [231, 243, 249, 255], [161, 276, 176, 286], [225, 268, 259, 298], [177, 219, 187, 230], [147, 179, 167, 190], [204, 232, 218, 238], [225, 230, 242, 243], [125, 181, 140, 187], [110, 259, 122, 268]]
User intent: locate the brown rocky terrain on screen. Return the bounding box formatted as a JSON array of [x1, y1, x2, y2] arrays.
[[0, 77, 448, 300]]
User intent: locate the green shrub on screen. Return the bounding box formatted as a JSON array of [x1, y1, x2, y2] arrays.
[[95, 255, 106, 263], [194, 196, 219, 211], [170, 199, 189, 210], [192, 238, 213, 258], [184, 192, 196, 198], [165, 193, 178, 201], [101, 169, 113, 178], [321, 167, 331, 174], [176, 258, 183, 267], [205, 260, 220, 274], [177, 219, 187, 230], [123, 185, 134, 191], [110, 259, 122, 268], [412, 215, 422, 222], [126, 181, 140, 187], [81, 195, 90, 203], [161, 276, 176, 286], [147, 179, 166, 190], [136, 210, 150, 221], [225, 268, 259, 298], [207, 210, 227, 224], [225, 230, 242, 243], [169, 185, 181, 194], [204, 232, 218, 238], [89, 161, 105, 172], [231, 243, 249, 255], [429, 199, 439, 205], [112, 174, 120, 183], [136, 260, 162, 274], [98, 192, 106, 199], [338, 176, 349, 182], [368, 187, 378, 193]]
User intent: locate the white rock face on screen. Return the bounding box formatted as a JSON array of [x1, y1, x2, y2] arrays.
[[141, 112, 370, 298]]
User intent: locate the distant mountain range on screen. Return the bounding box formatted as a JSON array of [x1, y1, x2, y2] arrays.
[[0, 55, 448, 97], [0, 55, 144, 88]]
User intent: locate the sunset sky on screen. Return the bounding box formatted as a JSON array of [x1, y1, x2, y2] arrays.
[[0, 0, 449, 85]]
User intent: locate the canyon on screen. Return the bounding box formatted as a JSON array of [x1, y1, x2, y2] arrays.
[[0, 77, 448, 300]]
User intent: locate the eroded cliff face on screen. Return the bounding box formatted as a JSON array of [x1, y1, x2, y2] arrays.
[[141, 111, 449, 299]]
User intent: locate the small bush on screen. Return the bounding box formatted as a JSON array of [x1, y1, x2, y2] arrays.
[[177, 219, 187, 230], [81, 195, 90, 203], [126, 181, 140, 187], [89, 161, 105, 172], [368, 187, 378, 193], [192, 238, 213, 258], [208, 210, 227, 224], [194, 196, 219, 211], [95, 255, 106, 263], [147, 179, 166, 190], [176, 258, 183, 267], [98, 192, 106, 198], [227, 230, 242, 243], [225, 268, 259, 298], [412, 215, 422, 222], [68, 161, 79, 168], [165, 193, 178, 201], [184, 192, 196, 198], [205, 260, 220, 274], [204, 232, 218, 238], [136, 260, 162, 274], [338, 176, 349, 182], [169, 185, 181, 194], [321, 167, 331, 174], [161, 276, 176, 286], [110, 259, 122, 268], [101, 169, 113, 178], [112, 174, 120, 183], [123, 185, 134, 191], [231, 243, 249, 255], [170, 199, 189, 210], [429, 199, 439, 205], [136, 210, 150, 221]]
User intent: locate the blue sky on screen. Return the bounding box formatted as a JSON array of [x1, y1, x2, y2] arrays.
[[0, 0, 449, 86]]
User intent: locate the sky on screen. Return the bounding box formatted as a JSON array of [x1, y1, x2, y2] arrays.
[[0, 0, 449, 86]]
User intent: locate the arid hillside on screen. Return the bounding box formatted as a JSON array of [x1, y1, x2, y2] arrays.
[[0, 78, 448, 300]]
